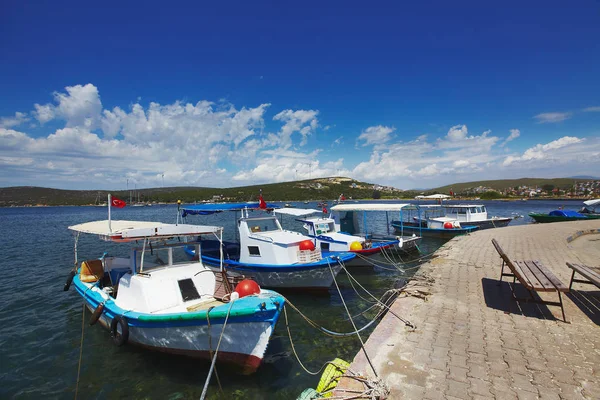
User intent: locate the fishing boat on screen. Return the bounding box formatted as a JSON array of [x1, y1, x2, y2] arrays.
[[391, 204, 479, 239], [424, 204, 512, 229], [312, 203, 422, 254], [180, 202, 355, 290], [64, 218, 285, 374], [529, 204, 600, 223]]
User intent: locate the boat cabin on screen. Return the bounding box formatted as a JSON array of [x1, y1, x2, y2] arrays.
[[442, 205, 488, 223], [238, 214, 322, 264], [298, 216, 365, 252]]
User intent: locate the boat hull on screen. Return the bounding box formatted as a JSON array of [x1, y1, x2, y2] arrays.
[[327, 236, 422, 267], [200, 255, 346, 290], [391, 222, 478, 239], [74, 275, 284, 374], [528, 213, 600, 223], [454, 217, 512, 229]]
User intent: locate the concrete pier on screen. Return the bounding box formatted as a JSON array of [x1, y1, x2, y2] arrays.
[[336, 220, 600, 399]]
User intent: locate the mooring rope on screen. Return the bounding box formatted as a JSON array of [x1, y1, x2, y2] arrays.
[[340, 263, 416, 329], [205, 307, 223, 394], [74, 302, 85, 400], [328, 259, 378, 378], [200, 299, 235, 400]]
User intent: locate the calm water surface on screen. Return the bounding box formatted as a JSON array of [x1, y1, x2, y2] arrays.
[[0, 199, 584, 399]]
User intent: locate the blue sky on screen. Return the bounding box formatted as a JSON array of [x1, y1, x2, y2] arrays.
[[1, 0, 599, 190]]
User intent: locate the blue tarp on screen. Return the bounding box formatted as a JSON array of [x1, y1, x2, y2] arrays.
[[181, 202, 279, 217], [548, 210, 585, 217]]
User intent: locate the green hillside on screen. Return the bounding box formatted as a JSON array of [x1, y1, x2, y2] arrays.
[[431, 178, 582, 194], [0, 177, 409, 206]]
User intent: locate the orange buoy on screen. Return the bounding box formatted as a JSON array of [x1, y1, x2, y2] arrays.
[[234, 279, 261, 298], [443, 222, 454, 229], [299, 240, 316, 251]]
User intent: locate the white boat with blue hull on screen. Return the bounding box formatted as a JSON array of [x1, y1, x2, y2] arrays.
[[272, 204, 422, 266], [416, 204, 512, 230], [181, 202, 354, 291], [64, 219, 285, 374]]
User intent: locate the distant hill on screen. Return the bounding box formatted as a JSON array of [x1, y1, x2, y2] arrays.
[[569, 175, 600, 180], [430, 177, 586, 194], [0, 177, 409, 206]]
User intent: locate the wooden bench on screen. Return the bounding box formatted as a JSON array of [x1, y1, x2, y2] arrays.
[[566, 262, 600, 290], [491, 239, 569, 322]]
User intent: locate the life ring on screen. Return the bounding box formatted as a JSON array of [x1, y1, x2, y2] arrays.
[[110, 316, 129, 346], [63, 270, 76, 291], [89, 302, 105, 326]]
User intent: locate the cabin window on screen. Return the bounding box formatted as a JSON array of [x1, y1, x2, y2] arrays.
[[259, 218, 280, 232], [320, 242, 330, 251], [178, 279, 201, 302], [248, 246, 261, 256], [470, 207, 478, 213], [457, 208, 467, 214], [481, 206, 486, 213]]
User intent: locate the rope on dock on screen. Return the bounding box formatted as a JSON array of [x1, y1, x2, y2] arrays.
[[74, 302, 85, 400], [200, 299, 235, 400]]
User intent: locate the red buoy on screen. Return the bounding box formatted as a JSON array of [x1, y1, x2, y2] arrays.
[[234, 279, 261, 298], [443, 222, 454, 229], [299, 239, 316, 251]]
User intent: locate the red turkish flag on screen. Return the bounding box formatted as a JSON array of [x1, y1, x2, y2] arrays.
[[111, 196, 126, 208], [322, 206, 328, 214], [258, 194, 267, 209]]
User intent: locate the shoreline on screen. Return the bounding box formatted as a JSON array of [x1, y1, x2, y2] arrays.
[[1, 197, 595, 208]]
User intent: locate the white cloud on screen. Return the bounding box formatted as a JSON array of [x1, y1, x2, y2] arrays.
[[583, 106, 600, 112], [0, 112, 29, 128], [357, 125, 395, 146], [2, 83, 599, 190], [272, 109, 319, 148], [352, 125, 500, 185], [232, 150, 347, 184], [33, 103, 55, 124], [502, 128, 520, 146], [33, 84, 103, 128], [446, 124, 468, 141], [533, 112, 572, 124], [502, 136, 585, 166]]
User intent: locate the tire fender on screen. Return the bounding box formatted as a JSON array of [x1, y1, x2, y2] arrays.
[[110, 316, 129, 346], [63, 270, 76, 291]]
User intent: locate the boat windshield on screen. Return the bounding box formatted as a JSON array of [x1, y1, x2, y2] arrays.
[[314, 221, 335, 234], [248, 217, 281, 233]]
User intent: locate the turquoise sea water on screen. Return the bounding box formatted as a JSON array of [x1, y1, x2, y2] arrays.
[[0, 199, 585, 399]]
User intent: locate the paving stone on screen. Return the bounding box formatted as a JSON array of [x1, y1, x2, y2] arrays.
[[446, 379, 470, 399], [448, 365, 469, 383], [468, 377, 493, 397], [514, 387, 540, 400], [556, 381, 584, 400], [512, 373, 537, 393], [449, 354, 468, 368]]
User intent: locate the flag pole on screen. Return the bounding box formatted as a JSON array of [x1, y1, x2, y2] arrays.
[[108, 194, 112, 232]]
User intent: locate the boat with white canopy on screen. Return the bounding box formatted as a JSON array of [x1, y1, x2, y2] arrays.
[[304, 203, 423, 255], [64, 218, 285, 374], [391, 204, 479, 239], [180, 202, 355, 290], [416, 204, 512, 229]]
